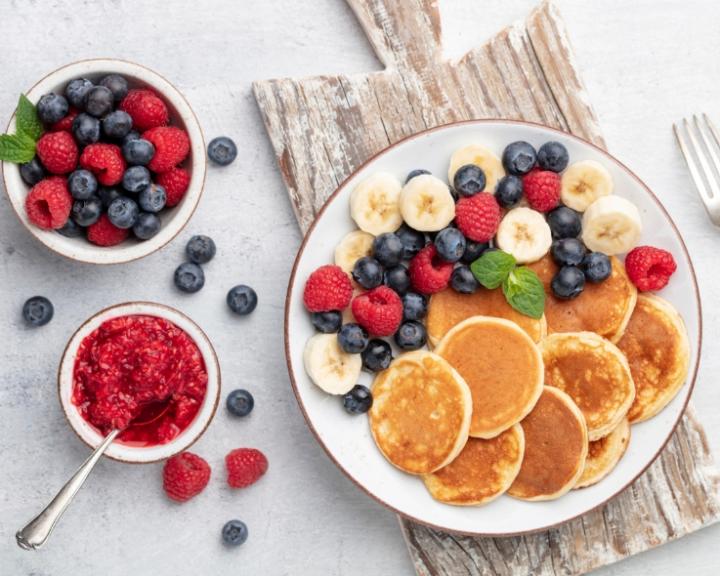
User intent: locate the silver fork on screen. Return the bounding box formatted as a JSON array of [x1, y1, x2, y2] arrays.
[[673, 114, 720, 226]]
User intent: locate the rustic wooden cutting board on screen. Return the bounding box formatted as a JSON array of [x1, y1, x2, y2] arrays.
[[254, 1, 720, 574]]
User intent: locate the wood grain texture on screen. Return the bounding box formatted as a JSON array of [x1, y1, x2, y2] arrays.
[[253, 1, 720, 574]]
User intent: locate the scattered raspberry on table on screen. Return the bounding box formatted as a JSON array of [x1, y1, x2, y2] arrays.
[[226, 448, 268, 489], [163, 452, 211, 502]]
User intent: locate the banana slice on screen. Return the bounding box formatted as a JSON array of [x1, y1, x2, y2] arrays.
[[350, 172, 403, 235], [303, 333, 361, 395], [335, 230, 375, 274], [447, 144, 505, 192], [582, 195, 642, 255], [561, 160, 613, 212], [399, 174, 455, 232], [496, 207, 552, 264]]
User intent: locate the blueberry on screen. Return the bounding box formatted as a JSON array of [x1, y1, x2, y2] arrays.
[[186, 235, 216, 264], [338, 323, 369, 354], [401, 292, 427, 321], [395, 224, 426, 260], [36, 93, 69, 124], [22, 296, 54, 327], [372, 232, 403, 267], [551, 238, 586, 267], [123, 130, 141, 145], [226, 389, 254, 417], [71, 113, 101, 146], [405, 169, 430, 183], [352, 257, 383, 290], [68, 170, 98, 200], [122, 166, 151, 193], [537, 141, 569, 173], [107, 196, 139, 229], [174, 262, 205, 293], [311, 311, 342, 333], [138, 184, 166, 213], [71, 196, 103, 227], [434, 227, 466, 263], [583, 252, 612, 283], [495, 175, 523, 208], [98, 74, 129, 102], [122, 138, 155, 166], [64, 78, 94, 110], [19, 157, 45, 186], [453, 164, 486, 197], [133, 212, 161, 240], [394, 320, 427, 350], [551, 266, 585, 300], [451, 265, 479, 294], [547, 206, 582, 239], [222, 520, 248, 546], [227, 285, 258, 315], [84, 86, 114, 117], [461, 240, 489, 264], [98, 186, 122, 209], [342, 384, 373, 414], [502, 141, 537, 176], [207, 136, 237, 166], [384, 264, 410, 295], [101, 110, 133, 139], [361, 339, 393, 372], [57, 218, 84, 238]]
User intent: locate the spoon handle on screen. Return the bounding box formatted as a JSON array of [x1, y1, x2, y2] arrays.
[[16, 429, 120, 550]]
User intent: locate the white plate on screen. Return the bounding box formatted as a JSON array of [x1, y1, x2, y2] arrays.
[[284, 120, 701, 535]]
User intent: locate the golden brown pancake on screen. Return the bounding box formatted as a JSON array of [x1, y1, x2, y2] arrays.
[[427, 287, 547, 346], [541, 332, 635, 440], [616, 294, 690, 423], [369, 350, 472, 475], [423, 424, 524, 506], [435, 316, 543, 439], [527, 255, 636, 342], [575, 418, 630, 489], [508, 386, 588, 501]]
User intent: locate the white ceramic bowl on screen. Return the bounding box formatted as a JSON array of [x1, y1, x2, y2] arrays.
[[285, 119, 702, 535], [2, 58, 207, 264], [58, 302, 220, 463]]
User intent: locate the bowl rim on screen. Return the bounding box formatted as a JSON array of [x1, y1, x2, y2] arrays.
[[1, 57, 207, 265], [283, 117, 703, 537], [58, 301, 221, 464]]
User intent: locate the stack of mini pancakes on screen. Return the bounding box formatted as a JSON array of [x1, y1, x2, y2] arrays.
[[369, 254, 690, 505]]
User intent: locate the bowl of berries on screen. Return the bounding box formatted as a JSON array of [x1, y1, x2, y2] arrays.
[[1, 58, 206, 264]]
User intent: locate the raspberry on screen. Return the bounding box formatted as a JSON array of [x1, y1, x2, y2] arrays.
[[303, 265, 353, 312], [87, 214, 129, 246], [351, 286, 403, 336], [119, 89, 169, 131], [143, 126, 190, 173], [409, 245, 454, 294], [455, 192, 501, 242], [36, 131, 78, 175], [156, 167, 191, 206], [225, 448, 268, 489], [25, 177, 72, 229], [162, 452, 211, 502], [625, 246, 677, 291], [522, 169, 560, 212], [80, 143, 126, 186], [51, 107, 79, 131]]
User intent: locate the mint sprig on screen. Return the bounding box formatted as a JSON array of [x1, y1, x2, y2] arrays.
[[0, 94, 43, 164], [16, 94, 43, 141], [470, 250, 516, 289]]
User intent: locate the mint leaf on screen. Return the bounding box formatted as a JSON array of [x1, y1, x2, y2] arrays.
[[16, 95, 43, 142], [0, 133, 36, 163], [502, 266, 545, 319], [470, 250, 516, 289]]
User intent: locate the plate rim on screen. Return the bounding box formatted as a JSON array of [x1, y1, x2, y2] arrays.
[[283, 118, 703, 537]]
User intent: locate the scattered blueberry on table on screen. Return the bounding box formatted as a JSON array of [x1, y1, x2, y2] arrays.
[[207, 136, 237, 166], [226, 389, 255, 417], [221, 519, 248, 546], [226, 285, 258, 316], [174, 262, 205, 293], [22, 296, 54, 327], [186, 234, 216, 264]]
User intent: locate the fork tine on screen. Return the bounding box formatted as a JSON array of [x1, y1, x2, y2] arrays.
[[674, 120, 714, 203], [693, 114, 720, 190]]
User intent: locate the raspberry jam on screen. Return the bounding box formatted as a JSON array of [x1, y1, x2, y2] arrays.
[[72, 314, 208, 446]]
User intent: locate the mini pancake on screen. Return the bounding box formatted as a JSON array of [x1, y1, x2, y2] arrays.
[[575, 418, 630, 489], [426, 286, 547, 346], [423, 424, 525, 506], [435, 316, 543, 439], [540, 332, 635, 441], [508, 386, 588, 501], [616, 294, 690, 423], [369, 350, 472, 475], [527, 255, 636, 343]]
